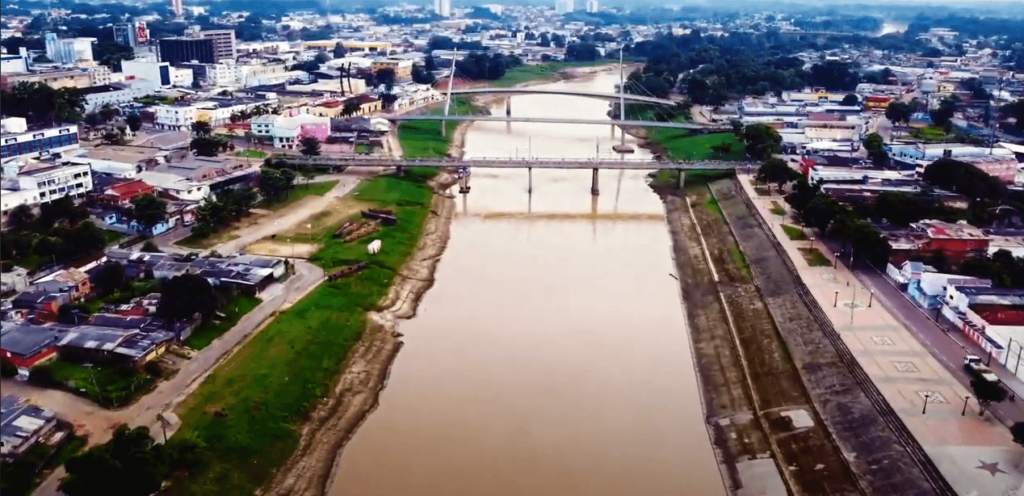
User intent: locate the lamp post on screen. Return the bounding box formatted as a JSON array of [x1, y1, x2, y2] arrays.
[[850, 285, 857, 325], [834, 252, 839, 269], [922, 392, 932, 414], [868, 290, 875, 308], [962, 395, 970, 416], [834, 290, 839, 308]]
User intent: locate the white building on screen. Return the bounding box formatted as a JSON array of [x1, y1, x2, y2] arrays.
[[77, 84, 150, 112], [169, 0, 183, 17], [120, 59, 192, 89], [88, 65, 112, 86], [154, 97, 278, 130], [1, 52, 29, 74], [556, 0, 575, 14], [434, 0, 452, 17], [1, 118, 81, 161], [250, 113, 330, 149], [44, 33, 96, 65], [586, 0, 599, 13], [1, 157, 93, 221]]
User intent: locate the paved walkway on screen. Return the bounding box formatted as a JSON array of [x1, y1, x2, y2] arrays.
[[736, 174, 1024, 496]]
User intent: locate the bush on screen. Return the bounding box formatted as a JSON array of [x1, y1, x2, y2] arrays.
[[1, 356, 17, 378]]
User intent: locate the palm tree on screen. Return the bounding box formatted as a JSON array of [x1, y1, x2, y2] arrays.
[[343, 101, 361, 118]]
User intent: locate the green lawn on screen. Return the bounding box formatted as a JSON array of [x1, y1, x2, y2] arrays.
[[166, 172, 434, 496], [101, 229, 126, 245], [799, 247, 832, 267], [184, 294, 262, 350], [234, 150, 267, 159], [769, 201, 787, 217], [256, 181, 338, 211], [781, 224, 808, 241], [31, 361, 158, 408], [491, 61, 614, 88], [729, 245, 751, 277], [645, 131, 746, 161], [702, 196, 724, 219], [397, 98, 479, 159]]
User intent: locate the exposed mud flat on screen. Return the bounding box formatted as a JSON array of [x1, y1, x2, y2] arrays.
[[260, 172, 459, 496]]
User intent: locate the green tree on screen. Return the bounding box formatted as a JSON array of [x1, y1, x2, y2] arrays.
[[299, 136, 322, 157], [130, 194, 168, 231], [7, 204, 35, 231], [158, 274, 219, 321], [1, 356, 17, 378], [190, 137, 222, 157], [930, 96, 958, 127], [258, 168, 296, 202], [126, 113, 142, 132], [742, 124, 782, 161], [757, 157, 799, 192], [862, 132, 887, 166], [971, 378, 1008, 416], [191, 120, 213, 137], [92, 262, 126, 296], [60, 426, 166, 496], [332, 42, 347, 58], [841, 94, 859, 106], [313, 52, 329, 64]]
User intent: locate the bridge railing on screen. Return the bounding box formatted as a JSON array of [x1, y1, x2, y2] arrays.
[[286, 154, 752, 167]]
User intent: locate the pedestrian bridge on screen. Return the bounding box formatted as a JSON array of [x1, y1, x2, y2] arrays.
[[449, 87, 678, 106], [388, 115, 727, 131]]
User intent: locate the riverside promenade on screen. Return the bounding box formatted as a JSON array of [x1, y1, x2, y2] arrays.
[[735, 173, 1024, 496]]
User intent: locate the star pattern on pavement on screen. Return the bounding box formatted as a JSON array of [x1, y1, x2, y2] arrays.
[[975, 460, 1007, 477]]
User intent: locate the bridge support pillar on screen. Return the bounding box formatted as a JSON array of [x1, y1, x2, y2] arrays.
[[396, 165, 404, 176], [528, 167, 533, 193], [505, 97, 511, 117], [591, 168, 600, 196], [678, 171, 686, 190], [459, 174, 471, 194]]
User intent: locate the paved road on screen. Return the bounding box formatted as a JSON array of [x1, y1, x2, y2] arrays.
[[300, 156, 748, 170], [28, 259, 325, 496], [821, 238, 1024, 426]]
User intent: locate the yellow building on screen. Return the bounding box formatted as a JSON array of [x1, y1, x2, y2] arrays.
[[302, 40, 392, 53], [370, 58, 413, 80], [304, 95, 382, 118]]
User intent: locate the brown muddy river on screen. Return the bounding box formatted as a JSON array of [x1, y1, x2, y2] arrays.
[[329, 69, 724, 496]]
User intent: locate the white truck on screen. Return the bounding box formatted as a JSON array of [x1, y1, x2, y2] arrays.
[[964, 355, 1000, 383]]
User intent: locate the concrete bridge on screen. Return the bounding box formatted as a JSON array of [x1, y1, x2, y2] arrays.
[[388, 115, 728, 131], [296, 156, 749, 195], [449, 87, 678, 106], [299, 156, 747, 170]]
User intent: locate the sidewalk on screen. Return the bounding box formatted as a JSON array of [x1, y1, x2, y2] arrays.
[[735, 174, 1024, 496]]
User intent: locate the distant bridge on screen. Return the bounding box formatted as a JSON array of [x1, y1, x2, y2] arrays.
[[298, 156, 748, 170], [449, 88, 678, 106], [388, 115, 728, 131]]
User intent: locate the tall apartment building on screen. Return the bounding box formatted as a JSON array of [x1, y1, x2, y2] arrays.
[[159, 37, 216, 65], [434, 0, 452, 17], [113, 21, 150, 48], [555, 0, 575, 14], [199, 30, 237, 62], [44, 33, 96, 65], [169, 0, 183, 17], [586, 0, 599, 13]]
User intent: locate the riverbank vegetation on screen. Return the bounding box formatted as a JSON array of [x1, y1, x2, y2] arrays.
[[397, 97, 481, 158], [164, 172, 435, 495], [645, 131, 745, 161]]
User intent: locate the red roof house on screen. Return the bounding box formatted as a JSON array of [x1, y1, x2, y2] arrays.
[[99, 179, 155, 206]]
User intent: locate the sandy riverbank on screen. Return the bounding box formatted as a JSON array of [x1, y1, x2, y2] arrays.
[[260, 171, 458, 496]]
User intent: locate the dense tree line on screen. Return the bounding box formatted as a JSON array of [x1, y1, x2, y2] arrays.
[[785, 178, 892, 265], [455, 53, 523, 81], [191, 187, 259, 238], [1, 81, 86, 126], [426, 36, 486, 54], [2, 198, 109, 269]]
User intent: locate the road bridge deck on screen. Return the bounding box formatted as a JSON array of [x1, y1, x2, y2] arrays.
[[387, 115, 728, 131], [293, 157, 750, 170]]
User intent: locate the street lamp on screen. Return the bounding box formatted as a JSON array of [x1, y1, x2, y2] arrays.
[[922, 392, 932, 414], [834, 290, 839, 308], [834, 252, 839, 269], [868, 290, 875, 308], [962, 395, 970, 416]]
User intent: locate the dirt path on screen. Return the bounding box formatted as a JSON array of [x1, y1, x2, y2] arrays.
[[261, 171, 458, 496]]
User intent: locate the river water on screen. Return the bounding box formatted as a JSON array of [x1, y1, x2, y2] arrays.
[[329, 69, 724, 496]]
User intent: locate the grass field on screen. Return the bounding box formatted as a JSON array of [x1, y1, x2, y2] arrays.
[[166, 173, 434, 496], [645, 131, 746, 161], [648, 169, 735, 189], [177, 232, 238, 250], [799, 247, 832, 267], [184, 294, 262, 350], [397, 98, 479, 159], [234, 150, 267, 159], [257, 181, 338, 211], [782, 224, 808, 241], [729, 245, 751, 277], [769, 201, 787, 217], [491, 61, 614, 87], [32, 361, 158, 408]]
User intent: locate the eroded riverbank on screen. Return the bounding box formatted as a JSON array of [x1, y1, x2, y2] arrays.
[[262, 171, 459, 496]]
